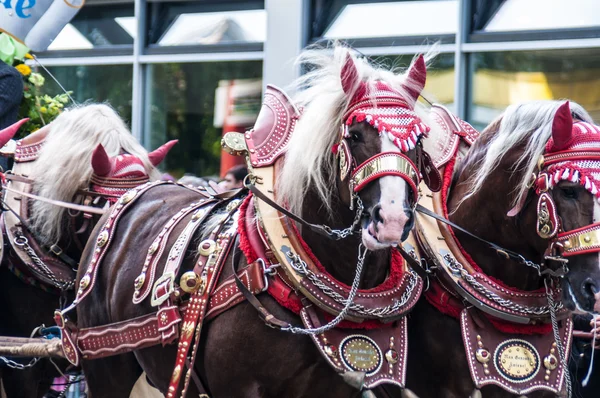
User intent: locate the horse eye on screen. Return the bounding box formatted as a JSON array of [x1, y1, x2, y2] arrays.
[[348, 131, 363, 143], [560, 187, 578, 199]]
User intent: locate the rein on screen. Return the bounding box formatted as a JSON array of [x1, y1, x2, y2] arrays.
[[415, 204, 569, 278], [2, 185, 106, 216]]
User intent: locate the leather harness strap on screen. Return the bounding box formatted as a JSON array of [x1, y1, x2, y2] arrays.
[[2, 185, 107, 216]]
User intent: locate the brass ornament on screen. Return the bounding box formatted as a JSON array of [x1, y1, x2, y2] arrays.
[[79, 275, 90, 290], [221, 132, 248, 156], [338, 140, 350, 182], [148, 241, 159, 256], [121, 190, 136, 204], [475, 348, 490, 364], [134, 274, 145, 290], [340, 335, 382, 376], [198, 240, 216, 257], [543, 354, 558, 371], [96, 230, 109, 247], [324, 344, 337, 358], [494, 339, 540, 383], [385, 349, 399, 364], [226, 199, 241, 212], [180, 271, 200, 293]]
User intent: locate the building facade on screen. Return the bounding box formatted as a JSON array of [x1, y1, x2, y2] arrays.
[[35, 0, 600, 178]]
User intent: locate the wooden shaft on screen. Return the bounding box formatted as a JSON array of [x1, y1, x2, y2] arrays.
[[0, 337, 65, 358]]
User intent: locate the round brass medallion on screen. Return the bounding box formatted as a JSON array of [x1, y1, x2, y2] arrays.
[[121, 190, 136, 204], [180, 271, 200, 293], [476, 348, 490, 364], [79, 275, 90, 290], [198, 240, 216, 257], [494, 339, 540, 383], [96, 230, 109, 247], [134, 273, 145, 290], [340, 335, 382, 376], [543, 354, 558, 371], [385, 349, 399, 364]]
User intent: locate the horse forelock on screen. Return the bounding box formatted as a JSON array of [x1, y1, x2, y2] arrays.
[[276, 42, 438, 215], [454, 100, 593, 210], [29, 103, 161, 245]]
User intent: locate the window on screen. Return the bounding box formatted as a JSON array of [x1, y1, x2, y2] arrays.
[[144, 61, 263, 178], [371, 53, 455, 109], [45, 2, 135, 52], [39, 65, 134, 123], [146, 1, 265, 50], [468, 49, 600, 130]]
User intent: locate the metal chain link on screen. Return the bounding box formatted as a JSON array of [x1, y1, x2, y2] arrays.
[[286, 247, 419, 318], [545, 278, 571, 398], [283, 244, 368, 335], [443, 253, 562, 316], [323, 195, 364, 240], [0, 356, 39, 370], [14, 233, 74, 291]]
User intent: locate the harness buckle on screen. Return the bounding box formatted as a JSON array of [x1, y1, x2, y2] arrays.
[[49, 244, 63, 257], [151, 272, 175, 307]]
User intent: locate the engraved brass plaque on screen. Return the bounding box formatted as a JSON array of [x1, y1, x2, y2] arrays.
[[340, 335, 382, 376], [494, 339, 540, 383]]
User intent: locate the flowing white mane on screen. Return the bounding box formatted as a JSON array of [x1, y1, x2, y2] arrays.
[[30, 103, 161, 245], [458, 100, 592, 207], [277, 44, 437, 214]]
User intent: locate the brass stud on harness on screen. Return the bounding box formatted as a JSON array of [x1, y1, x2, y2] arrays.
[[148, 241, 159, 255], [79, 275, 90, 290], [96, 230, 109, 247], [121, 190, 136, 204], [180, 271, 201, 294], [198, 239, 216, 256]]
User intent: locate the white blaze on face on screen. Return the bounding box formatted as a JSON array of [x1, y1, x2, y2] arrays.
[[374, 134, 410, 243]]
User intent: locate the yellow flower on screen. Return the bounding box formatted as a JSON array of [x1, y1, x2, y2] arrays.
[[24, 53, 33, 60], [15, 64, 31, 76], [40, 106, 47, 114]]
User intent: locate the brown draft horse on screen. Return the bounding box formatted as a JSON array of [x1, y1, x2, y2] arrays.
[[74, 47, 434, 397], [405, 101, 600, 397], [0, 104, 175, 398]]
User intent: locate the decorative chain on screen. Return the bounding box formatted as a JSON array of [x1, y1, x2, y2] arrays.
[[0, 356, 39, 370], [323, 195, 364, 240], [286, 247, 419, 318], [14, 233, 74, 291], [283, 244, 368, 335], [545, 278, 572, 398], [443, 253, 562, 316]]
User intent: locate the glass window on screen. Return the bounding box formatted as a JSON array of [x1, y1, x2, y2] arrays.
[[47, 2, 135, 51], [318, 0, 458, 39], [468, 49, 600, 130], [38, 65, 133, 123], [482, 0, 600, 33], [147, 1, 265, 47], [145, 61, 263, 178], [371, 53, 455, 110]]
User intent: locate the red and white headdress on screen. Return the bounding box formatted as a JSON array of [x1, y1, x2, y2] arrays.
[[340, 54, 430, 153], [540, 102, 600, 201]]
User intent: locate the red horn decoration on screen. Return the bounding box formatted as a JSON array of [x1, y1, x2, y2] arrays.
[[403, 54, 427, 103], [148, 140, 178, 166], [91, 144, 113, 177], [0, 118, 28, 148], [550, 101, 573, 152]]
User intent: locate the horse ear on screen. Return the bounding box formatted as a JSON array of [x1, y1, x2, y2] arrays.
[[341, 52, 360, 95], [0, 118, 28, 148], [550, 101, 573, 152], [148, 140, 178, 166], [91, 144, 113, 177], [403, 54, 427, 103]]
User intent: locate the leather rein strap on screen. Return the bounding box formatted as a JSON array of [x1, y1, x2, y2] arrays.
[[2, 185, 106, 216], [246, 183, 353, 241], [415, 204, 567, 278]]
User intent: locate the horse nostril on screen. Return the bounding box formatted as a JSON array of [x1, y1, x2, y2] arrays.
[[582, 278, 599, 300], [372, 204, 384, 224]]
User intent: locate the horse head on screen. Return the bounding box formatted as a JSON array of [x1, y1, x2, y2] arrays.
[[279, 49, 431, 252], [90, 140, 178, 202], [450, 100, 600, 314], [538, 102, 600, 313]]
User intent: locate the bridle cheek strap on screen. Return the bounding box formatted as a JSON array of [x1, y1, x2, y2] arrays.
[[556, 223, 600, 257], [351, 152, 419, 202]]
